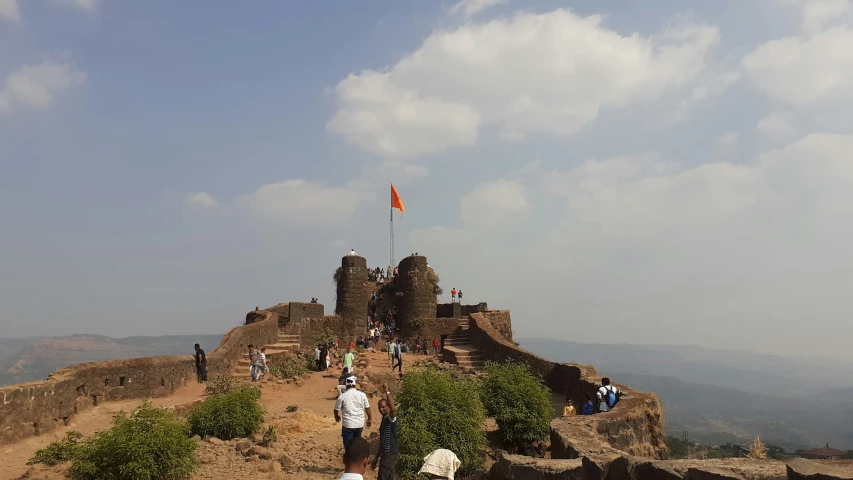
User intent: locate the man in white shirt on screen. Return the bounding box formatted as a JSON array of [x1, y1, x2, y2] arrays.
[[334, 376, 372, 448], [596, 377, 621, 413], [338, 437, 371, 480]]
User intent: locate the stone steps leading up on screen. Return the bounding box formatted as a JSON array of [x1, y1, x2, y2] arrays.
[[228, 333, 300, 381]]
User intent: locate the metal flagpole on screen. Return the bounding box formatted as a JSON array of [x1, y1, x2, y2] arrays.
[[390, 208, 395, 269]]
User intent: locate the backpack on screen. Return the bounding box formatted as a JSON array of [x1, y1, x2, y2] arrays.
[[603, 386, 620, 408], [249, 349, 258, 364]]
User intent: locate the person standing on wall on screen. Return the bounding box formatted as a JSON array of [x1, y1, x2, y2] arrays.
[[451, 287, 457, 303], [194, 343, 207, 383], [458, 289, 463, 303]]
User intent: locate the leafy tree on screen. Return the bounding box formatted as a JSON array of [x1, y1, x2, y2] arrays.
[[27, 431, 83, 466], [665, 436, 689, 459], [69, 402, 198, 480], [396, 365, 487, 479], [187, 386, 265, 440], [480, 361, 553, 447]]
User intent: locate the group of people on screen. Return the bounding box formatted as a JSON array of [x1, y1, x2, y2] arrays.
[[247, 344, 269, 381], [449, 288, 463, 303], [339, 438, 461, 480], [367, 266, 390, 283], [562, 377, 623, 417]]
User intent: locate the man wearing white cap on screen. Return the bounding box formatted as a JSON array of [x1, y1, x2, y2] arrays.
[[419, 448, 461, 480], [334, 375, 372, 448]]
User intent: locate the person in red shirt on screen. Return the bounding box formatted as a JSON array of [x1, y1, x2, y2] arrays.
[[432, 338, 440, 356], [349, 340, 355, 350], [451, 288, 457, 303]]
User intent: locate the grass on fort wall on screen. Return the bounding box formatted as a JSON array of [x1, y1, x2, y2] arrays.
[[396, 364, 487, 479]]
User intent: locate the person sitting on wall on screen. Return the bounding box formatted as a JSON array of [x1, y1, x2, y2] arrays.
[[581, 393, 595, 415], [563, 398, 576, 417], [597, 377, 622, 413]]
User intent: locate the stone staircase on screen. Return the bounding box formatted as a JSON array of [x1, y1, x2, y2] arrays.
[[442, 319, 485, 371], [230, 333, 301, 381]]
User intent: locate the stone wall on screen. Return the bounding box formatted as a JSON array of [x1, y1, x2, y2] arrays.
[[396, 255, 437, 330], [335, 255, 369, 321], [461, 302, 488, 316], [482, 310, 513, 342], [468, 313, 667, 460], [436, 302, 461, 318], [401, 317, 465, 341], [0, 312, 279, 445], [287, 302, 324, 321], [277, 314, 363, 348]]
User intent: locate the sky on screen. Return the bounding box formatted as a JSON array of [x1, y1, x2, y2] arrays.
[[1, 0, 852, 361]]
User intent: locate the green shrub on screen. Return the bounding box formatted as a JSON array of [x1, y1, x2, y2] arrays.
[[187, 386, 265, 440], [27, 431, 83, 466], [262, 425, 277, 446], [355, 345, 366, 353], [204, 375, 242, 395], [286, 405, 298, 412], [268, 357, 309, 378], [396, 365, 486, 479], [68, 402, 197, 480], [480, 361, 553, 447]]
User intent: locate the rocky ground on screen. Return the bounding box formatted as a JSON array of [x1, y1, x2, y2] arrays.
[[4, 349, 448, 480]]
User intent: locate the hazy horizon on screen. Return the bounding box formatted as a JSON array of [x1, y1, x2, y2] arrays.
[[2, 0, 852, 361]]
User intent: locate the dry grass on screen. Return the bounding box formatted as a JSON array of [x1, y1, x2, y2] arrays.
[[270, 409, 336, 435]]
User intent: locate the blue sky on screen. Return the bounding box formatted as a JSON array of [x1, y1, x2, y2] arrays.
[[2, 0, 852, 360]]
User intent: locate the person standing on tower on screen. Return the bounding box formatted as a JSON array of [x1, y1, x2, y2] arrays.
[[451, 288, 457, 303]]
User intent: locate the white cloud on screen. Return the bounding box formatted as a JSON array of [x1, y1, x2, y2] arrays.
[[0, 62, 85, 113], [379, 160, 429, 183], [742, 26, 853, 105], [329, 9, 721, 159], [238, 179, 375, 226], [0, 0, 20, 21], [459, 178, 531, 229], [671, 70, 740, 121], [802, 0, 852, 33], [448, 0, 505, 19], [717, 132, 739, 147], [185, 192, 219, 208], [757, 111, 798, 142]]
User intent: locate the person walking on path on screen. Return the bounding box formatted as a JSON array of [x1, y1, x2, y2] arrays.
[[344, 347, 356, 373], [392, 339, 403, 373], [337, 367, 354, 397], [194, 343, 207, 383], [334, 376, 372, 448], [371, 383, 399, 480], [320, 344, 329, 371], [432, 338, 440, 356], [338, 437, 371, 480], [315, 345, 322, 370], [386, 339, 394, 367], [257, 347, 269, 380], [248, 344, 259, 382]]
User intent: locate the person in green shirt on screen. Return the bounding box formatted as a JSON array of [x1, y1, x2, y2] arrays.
[[343, 347, 355, 373]]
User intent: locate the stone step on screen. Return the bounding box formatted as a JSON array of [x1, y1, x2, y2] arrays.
[[454, 353, 484, 360], [444, 339, 471, 346], [266, 342, 300, 350], [277, 334, 300, 341], [455, 360, 485, 368], [446, 335, 470, 341]]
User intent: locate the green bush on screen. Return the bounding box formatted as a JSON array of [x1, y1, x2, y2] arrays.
[[187, 386, 265, 440], [355, 345, 366, 353], [204, 375, 242, 395], [268, 357, 309, 378], [396, 365, 487, 479], [27, 430, 83, 466], [480, 361, 553, 447], [68, 402, 197, 480], [286, 405, 298, 412]]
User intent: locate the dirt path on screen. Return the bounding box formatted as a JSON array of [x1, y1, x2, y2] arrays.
[[4, 350, 410, 480]]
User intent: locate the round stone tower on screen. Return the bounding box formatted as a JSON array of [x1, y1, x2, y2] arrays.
[[335, 254, 369, 321], [396, 255, 437, 330]]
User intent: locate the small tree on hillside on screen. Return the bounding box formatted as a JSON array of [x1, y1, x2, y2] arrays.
[[396, 365, 486, 478], [480, 360, 553, 448]]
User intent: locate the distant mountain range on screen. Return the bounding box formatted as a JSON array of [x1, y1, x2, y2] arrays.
[[519, 338, 853, 451], [0, 333, 223, 386]]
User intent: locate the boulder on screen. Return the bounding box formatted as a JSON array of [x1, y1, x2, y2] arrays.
[[235, 439, 252, 452], [248, 445, 273, 460], [787, 459, 853, 480], [260, 461, 282, 473], [685, 466, 747, 480]]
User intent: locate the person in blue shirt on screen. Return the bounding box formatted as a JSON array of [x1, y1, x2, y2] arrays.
[[581, 393, 595, 415]]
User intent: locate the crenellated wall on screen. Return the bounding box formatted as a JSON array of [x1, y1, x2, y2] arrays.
[[468, 312, 667, 460], [0, 312, 279, 445]]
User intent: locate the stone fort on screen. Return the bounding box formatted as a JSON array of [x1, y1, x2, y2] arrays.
[[0, 254, 838, 479]]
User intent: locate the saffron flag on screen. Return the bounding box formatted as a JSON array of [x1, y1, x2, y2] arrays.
[[391, 183, 405, 213]]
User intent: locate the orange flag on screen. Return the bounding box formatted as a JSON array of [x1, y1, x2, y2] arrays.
[[391, 184, 405, 213]]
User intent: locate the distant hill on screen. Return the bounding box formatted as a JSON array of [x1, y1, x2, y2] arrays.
[[0, 334, 223, 386], [518, 338, 853, 451]]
